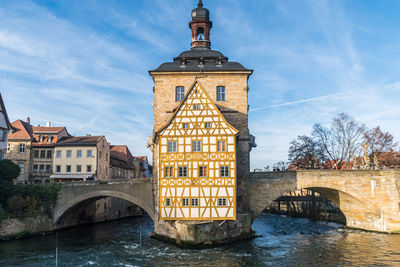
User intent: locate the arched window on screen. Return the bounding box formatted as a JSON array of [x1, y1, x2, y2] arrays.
[[217, 86, 225, 101], [176, 86, 185, 101]]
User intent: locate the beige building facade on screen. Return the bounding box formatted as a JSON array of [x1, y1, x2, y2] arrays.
[[51, 136, 110, 181]]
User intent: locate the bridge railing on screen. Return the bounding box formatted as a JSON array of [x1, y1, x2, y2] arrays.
[[250, 171, 297, 180], [58, 178, 153, 187]]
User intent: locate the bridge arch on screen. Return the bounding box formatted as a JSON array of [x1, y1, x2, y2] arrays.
[[54, 185, 155, 228], [248, 171, 392, 232]]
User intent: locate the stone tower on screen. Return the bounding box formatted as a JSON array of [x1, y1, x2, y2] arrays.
[[149, 0, 254, 245]]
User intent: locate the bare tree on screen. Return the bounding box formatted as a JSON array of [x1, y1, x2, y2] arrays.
[[313, 113, 366, 169], [364, 126, 397, 155], [288, 135, 325, 169]]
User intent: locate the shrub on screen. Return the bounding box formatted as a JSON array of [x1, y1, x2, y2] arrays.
[[7, 195, 25, 216], [0, 160, 20, 183]]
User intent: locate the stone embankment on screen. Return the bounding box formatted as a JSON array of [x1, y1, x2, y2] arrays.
[[0, 215, 53, 239]]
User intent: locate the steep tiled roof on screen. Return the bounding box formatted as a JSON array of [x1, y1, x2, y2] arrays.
[[8, 120, 33, 140], [110, 145, 135, 169], [56, 136, 103, 146]]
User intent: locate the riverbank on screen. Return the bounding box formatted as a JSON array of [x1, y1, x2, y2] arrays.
[[0, 215, 53, 240]]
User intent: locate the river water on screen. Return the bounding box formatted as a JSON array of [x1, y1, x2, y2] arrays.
[[0, 213, 399, 266]]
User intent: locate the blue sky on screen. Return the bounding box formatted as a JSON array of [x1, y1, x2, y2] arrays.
[[1, 0, 400, 170]]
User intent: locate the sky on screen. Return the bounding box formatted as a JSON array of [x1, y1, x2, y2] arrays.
[[1, 0, 400, 170]]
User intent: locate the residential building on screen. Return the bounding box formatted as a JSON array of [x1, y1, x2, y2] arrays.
[[7, 118, 69, 183], [110, 145, 136, 179], [134, 156, 152, 178], [30, 124, 69, 183], [0, 93, 11, 160], [51, 135, 110, 182]]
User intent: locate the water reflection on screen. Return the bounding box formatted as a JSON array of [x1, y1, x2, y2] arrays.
[[0, 213, 399, 266]]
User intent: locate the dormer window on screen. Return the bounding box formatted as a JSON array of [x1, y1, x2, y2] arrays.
[[176, 86, 185, 102], [217, 86, 226, 101], [193, 104, 200, 110], [39, 135, 44, 142]]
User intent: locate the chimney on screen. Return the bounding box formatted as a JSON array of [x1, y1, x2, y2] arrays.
[[26, 117, 30, 124], [46, 121, 51, 127]]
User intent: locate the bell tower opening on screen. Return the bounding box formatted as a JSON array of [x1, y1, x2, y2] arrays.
[[189, 0, 212, 49]]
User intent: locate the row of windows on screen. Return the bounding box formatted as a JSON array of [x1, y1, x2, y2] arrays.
[[168, 141, 226, 153], [175, 86, 226, 102], [55, 165, 92, 173], [165, 166, 230, 178], [56, 149, 94, 159], [183, 122, 212, 129], [33, 150, 52, 159], [33, 164, 52, 173], [165, 198, 227, 207]]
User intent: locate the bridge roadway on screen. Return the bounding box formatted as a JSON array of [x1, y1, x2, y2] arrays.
[[53, 170, 400, 233]]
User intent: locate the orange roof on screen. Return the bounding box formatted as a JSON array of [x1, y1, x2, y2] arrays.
[[111, 145, 134, 163], [8, 120, 32, 140], [32, 126, 66, 133]]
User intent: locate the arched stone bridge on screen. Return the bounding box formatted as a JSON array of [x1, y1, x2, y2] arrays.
[[53, 178, 155, 228], [52, 171, 400, 233], [248, 169, 400, 233]]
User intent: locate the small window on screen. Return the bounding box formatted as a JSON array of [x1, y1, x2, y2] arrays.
[[34, 150, 39, 158], [87, 165, 92, 173], [220, 166, 229, 177], [165, 166, 174, 178], [46, 150, 52, 159], [47, 136, 53, 143], [182, 198, 189, 207], [66, 165, 71, 173], [168, 141, 177, 153], [87, 149, 93, 158], [199, 166, 208, 177], [175, 86, 185, 102], [205, 123, 211, 128], [217, 86, 226, 101], [2, 130, 7, 141], [18, 163, 24, 174], [40, 150, 46, 158], [66, 150, 72, 158], [166, 198, 171, 207], [193, 104, 200, 110], [192, 141, 201, 152], [39, 135, 44, 142], [99, 166, 102, 174], [7, 143, 10, 152], [56, 150, 61, 158], [191, 198, 199, 207], [77, 150, 82, 158], [39, 165, 45, 173], [218, 198, 227, 206], [46, 165, 51, 173], [19, 143, 25, 153], [33, 164, 38, 173], [217, 141, 226, 152], [183, 123, 189, 129], [56, 165, 61, 173], [178, 166, 187, 177], [76, 165, 82, 173], [99, 151, 102, 159]]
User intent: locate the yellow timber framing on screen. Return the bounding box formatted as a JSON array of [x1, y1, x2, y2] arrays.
[[156, 80, 238, 221]]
